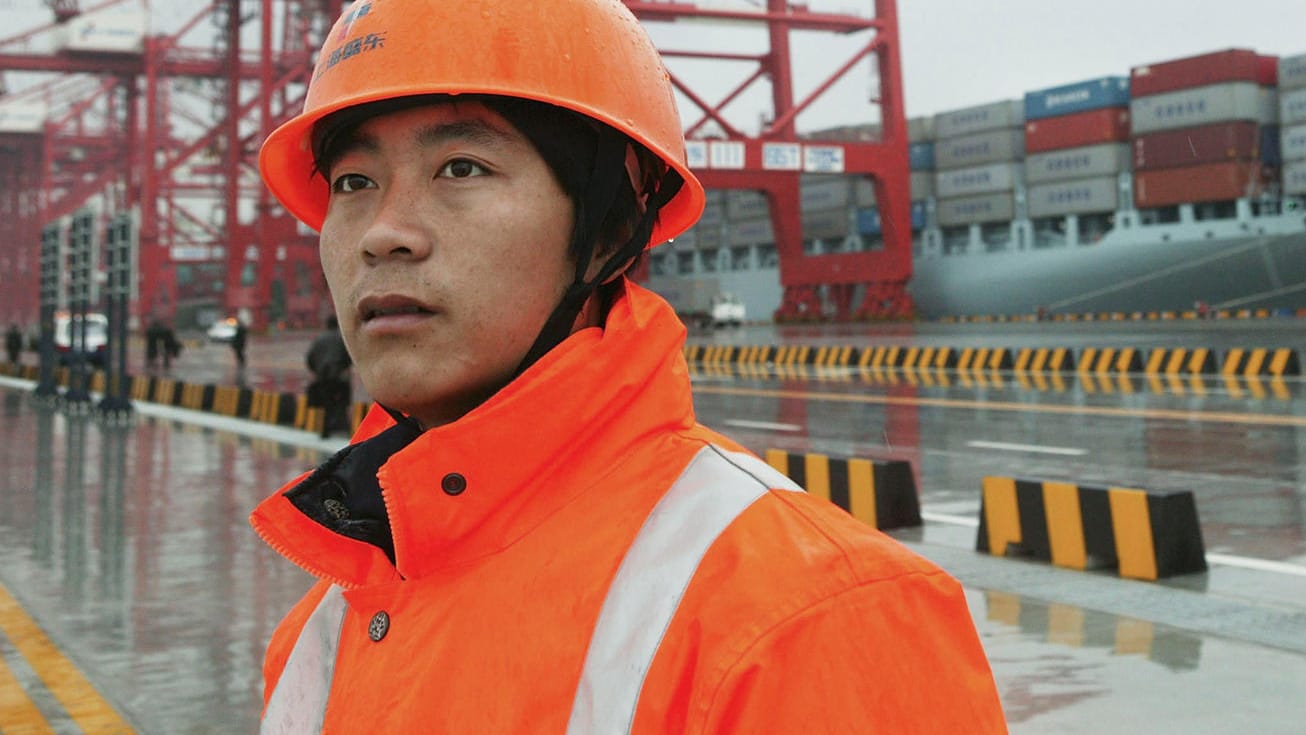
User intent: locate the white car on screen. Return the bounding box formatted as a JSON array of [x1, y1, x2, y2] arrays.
[[207, 317, 239, 343], [54, 312, 109, 367], [709, 293, 746, 328]]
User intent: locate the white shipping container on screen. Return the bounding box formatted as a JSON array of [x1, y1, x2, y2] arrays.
[[936, 192, 1016, 227], [668, 228, 697, 249], [1027, 176, 1121, 218], [1285, 161, 1306, 195], [1025, 144, 1131, 184], [1130, 82, 1277, 134], [800, 175, 850, 211], [694, 223, 722, 249], [727, 216, 774, 246], [801, 209, 849, 240], [855, 177, 877, 207], [933, 99, 1024, 139], [934, 128, 1025, 169], [1281, 87, 1306, 126], [56, 10, 147, 54], [908, 115, 935, 142], [698, 202, 724, 228], [1282, 123, 1306, 162], [0, 102, 48, 134], [934, 162, 1021, 198], [910, 172, 934, 200], [725, 189, 768, 220], [1280, 53, 1306, 92]]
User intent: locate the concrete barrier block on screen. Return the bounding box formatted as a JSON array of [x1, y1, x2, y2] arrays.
[[765, 449, 921, 530], [976, 476, 1207, 580]]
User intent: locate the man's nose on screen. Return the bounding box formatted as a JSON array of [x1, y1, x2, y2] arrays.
[[359, 183, 433, 262]]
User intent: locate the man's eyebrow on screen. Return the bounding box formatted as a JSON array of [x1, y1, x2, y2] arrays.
[[416, 119, 515, 149], [319, 117, 514, 176]]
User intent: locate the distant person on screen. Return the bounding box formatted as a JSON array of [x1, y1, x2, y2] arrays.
[[5, 323, 21, 365], [305, 315, 352, 438], [230, 318, 248, 369], [145, 318, 180, 371]]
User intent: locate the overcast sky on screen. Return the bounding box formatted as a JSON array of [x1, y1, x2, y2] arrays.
[[643, 0, 1306, 132], [4, 1, 1304, 132]]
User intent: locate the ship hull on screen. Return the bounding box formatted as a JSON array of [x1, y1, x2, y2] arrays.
[[649, 209, 1306, 320]]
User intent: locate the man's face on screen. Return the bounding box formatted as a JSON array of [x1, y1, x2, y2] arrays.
[[318, 102, 576, 428]]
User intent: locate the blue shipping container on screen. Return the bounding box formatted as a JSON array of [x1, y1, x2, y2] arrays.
[[1261, 124, 1281, 166], [910, 142, 935, 171], [1025, 76, 1130, 122], [857, 202, 925, 235]]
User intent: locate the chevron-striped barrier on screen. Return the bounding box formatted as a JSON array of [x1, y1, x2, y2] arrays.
[[3, 366, 368, 438], [976, 476, 1206, 581], [765, 449, 920, 531], [1012, 347, 1075, 372], [1144, 348, 1217, 374], [1221, 348, 1300, 377], [1076, 347, 1144, 374]]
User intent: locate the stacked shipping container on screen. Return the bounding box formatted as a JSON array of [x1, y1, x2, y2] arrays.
[[930, 100, 1026, 228], [1022, 77, 1131, 220], [856, 116, 932, 238], [1130, 49, 1279, 208], [1281, 53, 1306, 195]]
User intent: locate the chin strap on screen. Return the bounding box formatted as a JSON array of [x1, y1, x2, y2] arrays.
[[513, 133, 683, 377]]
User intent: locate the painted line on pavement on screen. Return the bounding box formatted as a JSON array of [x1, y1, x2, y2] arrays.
[[966, 440, 1088, 456], [921, 511, 980, 527], [0, 638, 54, 735], [1205, 553, 1306, 578], [0, 579, 133, 733], [722, 419, 803, 432]]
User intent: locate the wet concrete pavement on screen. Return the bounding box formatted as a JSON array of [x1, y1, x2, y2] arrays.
[[1, 320, 1305, 733]]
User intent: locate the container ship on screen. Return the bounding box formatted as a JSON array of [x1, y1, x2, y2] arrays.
[[645, 48, 1306, 319]]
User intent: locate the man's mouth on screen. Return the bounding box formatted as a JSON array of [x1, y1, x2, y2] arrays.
[[358, 296, 436, 323]]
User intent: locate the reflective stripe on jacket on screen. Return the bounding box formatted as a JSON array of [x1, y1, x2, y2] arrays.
[[250, 281, 1007, 733]]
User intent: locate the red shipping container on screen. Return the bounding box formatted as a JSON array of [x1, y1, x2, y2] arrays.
[[1131, 49, 1278, 97], [1133, 121, 1261, 170], [1025, 107, 1130, 153], [1134, 161, 1267, 208]]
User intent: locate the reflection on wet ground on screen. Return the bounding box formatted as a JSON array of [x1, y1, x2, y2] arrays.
[[0, 390, 317, 733], [3, 322, 1306, 732]]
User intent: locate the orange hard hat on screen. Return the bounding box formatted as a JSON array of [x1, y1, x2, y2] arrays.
[[259, 0, 705, 248]]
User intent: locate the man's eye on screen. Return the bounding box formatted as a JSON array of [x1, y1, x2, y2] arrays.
[[331, 173, 375, 193], [438, 159, 488, 179]]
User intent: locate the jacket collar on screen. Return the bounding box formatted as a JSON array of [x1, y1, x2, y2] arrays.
[[253, 280, 695, 585]]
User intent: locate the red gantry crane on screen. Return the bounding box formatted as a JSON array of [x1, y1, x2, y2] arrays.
[[0, 0, 912, 329], [625, 0, 913, 320], [0, 0, 343, 330]]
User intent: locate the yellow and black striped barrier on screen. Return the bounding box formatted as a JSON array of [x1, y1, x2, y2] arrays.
[[765, 449, 920, 530], [1076, 347, 1143, 374], [1144, 348, 1216, 375], [1013, 347, 1075, 372], [1221, 348, 1299, 377], [976, 476, 1207, 580]]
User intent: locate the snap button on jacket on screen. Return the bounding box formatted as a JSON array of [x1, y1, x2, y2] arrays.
[[250, 281, 1007, 734]]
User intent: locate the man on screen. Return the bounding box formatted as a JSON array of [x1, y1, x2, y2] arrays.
[[230, 318, 248, 369], [145, 317, 180, 371], [250, 1, 1007, 732], [4, 323, 21, 365], [305, 315, 352, 438]]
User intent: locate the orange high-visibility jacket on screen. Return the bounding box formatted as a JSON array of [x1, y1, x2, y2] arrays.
[[250, 281, 1007, 734]]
